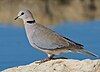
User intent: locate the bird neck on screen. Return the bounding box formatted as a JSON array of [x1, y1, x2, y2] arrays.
[[26, 20, 36, 24], [24, 19, 36, 24]]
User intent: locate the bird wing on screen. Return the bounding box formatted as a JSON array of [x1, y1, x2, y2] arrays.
[[62, 36, 84, 47], [31, 24, 83, 50]]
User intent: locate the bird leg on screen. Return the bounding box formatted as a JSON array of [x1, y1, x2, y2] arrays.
[[41, 54, 54, 62]]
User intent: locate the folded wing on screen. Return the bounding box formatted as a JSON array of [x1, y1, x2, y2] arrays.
[[31, 24, 83, 50]]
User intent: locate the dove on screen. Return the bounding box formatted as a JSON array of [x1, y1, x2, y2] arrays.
[[15, 10, 97, 62]]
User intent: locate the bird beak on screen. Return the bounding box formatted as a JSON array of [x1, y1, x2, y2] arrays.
[[14, 16, 19, 20]]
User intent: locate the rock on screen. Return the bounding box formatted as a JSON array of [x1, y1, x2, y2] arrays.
[[2, 59, 100, 72]]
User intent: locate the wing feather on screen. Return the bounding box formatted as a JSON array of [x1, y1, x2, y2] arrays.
[[31, 24, 83, 50]]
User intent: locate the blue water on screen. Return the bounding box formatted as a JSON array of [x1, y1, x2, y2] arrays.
[[0, 21, 100, 71]]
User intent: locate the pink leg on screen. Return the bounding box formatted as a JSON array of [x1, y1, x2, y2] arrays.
[[41, 55, 54, 62]]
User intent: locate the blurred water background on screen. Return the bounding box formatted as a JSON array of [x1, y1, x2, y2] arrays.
[[0, 0, 100, 71], [0, 21, 100, 71]]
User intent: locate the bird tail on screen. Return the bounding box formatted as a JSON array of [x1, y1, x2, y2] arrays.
[[79, 49, 97, 57]]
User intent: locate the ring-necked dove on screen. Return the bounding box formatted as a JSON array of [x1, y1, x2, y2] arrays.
[[15, 10, 97, 62]]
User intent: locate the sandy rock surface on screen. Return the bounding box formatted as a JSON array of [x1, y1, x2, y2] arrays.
[[2, 59, 100, 72]]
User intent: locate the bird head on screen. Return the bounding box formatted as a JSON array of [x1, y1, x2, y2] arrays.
[[14, 9, 34, 21]]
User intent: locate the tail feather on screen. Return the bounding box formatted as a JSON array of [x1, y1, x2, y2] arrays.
[[79, 49, 97, 57]]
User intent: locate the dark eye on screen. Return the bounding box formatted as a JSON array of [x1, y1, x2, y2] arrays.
[[21, 12, 24, 15]]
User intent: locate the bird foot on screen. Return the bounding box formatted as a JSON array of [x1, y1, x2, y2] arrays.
[[35, 57, 52, 64], [40, 57, 52, 63], [35, 57, 68, 64]]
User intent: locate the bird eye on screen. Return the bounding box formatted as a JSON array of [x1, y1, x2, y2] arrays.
[[21, 12, 24, 15]]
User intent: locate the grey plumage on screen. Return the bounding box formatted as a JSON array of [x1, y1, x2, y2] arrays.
[[15, 10, 97, 62]]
